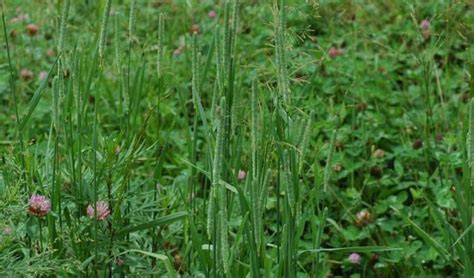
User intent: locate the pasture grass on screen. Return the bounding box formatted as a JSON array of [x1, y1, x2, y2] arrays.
[[0, 0, 473, 277]]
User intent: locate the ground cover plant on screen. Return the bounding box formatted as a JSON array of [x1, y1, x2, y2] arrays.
[[0, 0, 473, 277]]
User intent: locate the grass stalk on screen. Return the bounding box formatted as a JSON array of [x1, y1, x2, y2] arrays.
[[99, 0, 112, 61], [1, 9, 27, 188]]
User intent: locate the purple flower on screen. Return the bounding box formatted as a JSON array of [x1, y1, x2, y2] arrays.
[[38, 71, 48, 80], [420, 19, 430, 30], [208, 10, 217, 19], [328, 47, 343, 59], [28, 194, 51, 217], [348, 253, 361, 264], [87, 201, 110, 221], [237, 169, 247, 181], [173, 46, 184, 57]]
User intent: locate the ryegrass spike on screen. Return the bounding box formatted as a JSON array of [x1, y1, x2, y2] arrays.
[[157, 13, 164, 78], [323, 130, 337, 193], [52, 76, 60, 131], [128, 0, 136, 41], [57, 0, 70, 54], [217, 98, 230, 273], [464, 99, 474, 277], [251, 80, 258, 180], [99, 0, 112, 60], [299, 112, 313, 173]]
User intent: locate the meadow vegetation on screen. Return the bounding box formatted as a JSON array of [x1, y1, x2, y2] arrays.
[[0, 0, 473, 277]]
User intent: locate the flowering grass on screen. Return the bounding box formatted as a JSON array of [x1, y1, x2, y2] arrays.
[[0, 0, 473, 277]]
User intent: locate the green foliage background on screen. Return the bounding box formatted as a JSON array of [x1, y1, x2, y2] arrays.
[[0, 0, 473, 277]]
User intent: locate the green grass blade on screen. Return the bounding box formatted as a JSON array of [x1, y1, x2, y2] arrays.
[[19, 56, 60, 131], [452, 223, 474, 248], [116, 212, 187, 236], [303, 246, 402, 254]]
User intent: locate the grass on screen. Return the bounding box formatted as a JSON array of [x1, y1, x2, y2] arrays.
[[0, 0, 473, 277]]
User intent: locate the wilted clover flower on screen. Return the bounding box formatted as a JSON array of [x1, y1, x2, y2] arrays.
[[20, 68, 33, 81], [26, 23, 39, 36], [372, 149, 385, 159], [348, 253, 361, 264], [87, 201, 110, 221], [355, 209, 372, 226], [28, 194, 51, 217], [190, 24, 200, 34]]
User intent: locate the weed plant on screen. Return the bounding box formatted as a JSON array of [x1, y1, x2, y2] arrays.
[[0, 0, 473, 277]]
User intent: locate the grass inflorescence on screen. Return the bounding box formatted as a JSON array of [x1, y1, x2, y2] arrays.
[[0, 0, 473, 277]]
